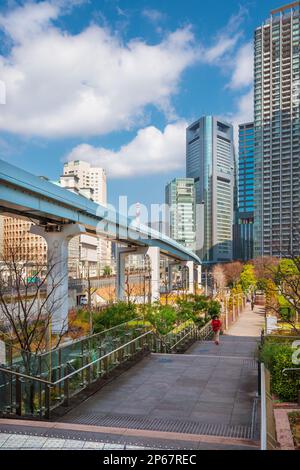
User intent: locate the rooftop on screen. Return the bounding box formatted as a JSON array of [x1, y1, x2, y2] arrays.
[[271, 1, 299, 15]]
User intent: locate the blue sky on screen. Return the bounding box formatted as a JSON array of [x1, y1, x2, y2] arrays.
[[0, 0, 287, 210]]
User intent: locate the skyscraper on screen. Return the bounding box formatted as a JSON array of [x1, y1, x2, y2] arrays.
[[165, 178, 196, 251], [235, 123, 255, 261], [254, 2, 300, 257], [186, 116, 235, 263]]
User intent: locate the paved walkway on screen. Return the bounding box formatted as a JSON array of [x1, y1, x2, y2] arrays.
[[0, 432, 147, 450], [0, 305, 264, 450], [58, 304, 264, 447]]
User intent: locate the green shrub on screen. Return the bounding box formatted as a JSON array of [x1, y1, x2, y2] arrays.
[[93, 301, 137, 333], [176, 295, 209, 325], [145, 304, 177, 336], [207, 300, 221, 318], [176, 299, 194, 322], [260, 341, 300, 402]]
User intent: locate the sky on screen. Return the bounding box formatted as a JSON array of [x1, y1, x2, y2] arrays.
[[0, 0, 288, 211]]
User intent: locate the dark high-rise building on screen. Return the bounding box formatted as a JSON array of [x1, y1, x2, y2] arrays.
[[234, 123, 254, 261], [254, 2, 300, 257]]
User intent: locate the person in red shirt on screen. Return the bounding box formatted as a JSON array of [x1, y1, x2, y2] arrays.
[[211, 315, 222, 345]]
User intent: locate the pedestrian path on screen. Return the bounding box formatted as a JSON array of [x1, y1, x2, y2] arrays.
[[187, 304, 265, 357], [0, 305, 264, 450]]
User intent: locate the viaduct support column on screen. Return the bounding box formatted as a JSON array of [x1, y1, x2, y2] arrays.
[[197, 264, 202, 291], [30, 224, 86, 334], [181, 260, 194, 294], [146, 246, 160, 303], [116, 247, 135, 301], [116, 246, 160, 303]]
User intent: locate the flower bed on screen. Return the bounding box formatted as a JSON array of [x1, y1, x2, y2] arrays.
[[289, 411, 300, 450]]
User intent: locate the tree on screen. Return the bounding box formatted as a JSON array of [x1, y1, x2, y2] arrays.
[[223, 261, 243, 287], [239, 264, 257, 293], [0, 240, 69, 414], [0, 243, 68, 362], [270, 258, 300, 333], [211, 264, 226, 292], [251, 256, 279, 291]]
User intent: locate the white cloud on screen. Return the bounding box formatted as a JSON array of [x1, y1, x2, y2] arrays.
[[0, 1, 60, 42], [228, 42, 253, 89], [66, 121, 187, 178], [0, 2, 198, 138], [142, 9, 166, 23]]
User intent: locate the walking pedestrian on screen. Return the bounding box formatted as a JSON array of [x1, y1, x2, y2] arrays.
[[251, 293, 255, 311], [211, 315, 222, 345]]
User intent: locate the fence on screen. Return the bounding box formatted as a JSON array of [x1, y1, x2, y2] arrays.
[[260, 363, 278, 450], [151, 321, 212, 354], [220, 294, 247, 331], [0, 331, 152, 419], [0, 319, 212, 420], [1, 318, 150, 380]]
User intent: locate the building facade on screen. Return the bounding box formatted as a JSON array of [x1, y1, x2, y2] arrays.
[[186, 116, 235, 264], [2, 217, 47, 264], [254, 2, 300, 257], [165, 178, 196, 251], [234, 123, 255, 261], [63, 160, 112, 272]]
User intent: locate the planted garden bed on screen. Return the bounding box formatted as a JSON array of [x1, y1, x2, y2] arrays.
[[289, 411, 300, 450]]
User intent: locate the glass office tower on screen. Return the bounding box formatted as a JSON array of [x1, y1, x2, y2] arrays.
[[254, 2, 300, 257], [235, 123, 254, 260], [186, 116, 235, 263], [165, 178, 196, 251]]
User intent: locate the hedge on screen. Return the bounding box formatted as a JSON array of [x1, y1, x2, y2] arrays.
[[260, 341, 300, 402]]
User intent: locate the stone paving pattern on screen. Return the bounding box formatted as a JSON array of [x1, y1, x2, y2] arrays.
[[0, 432, 148, 450], [63, 306, 264, 430]]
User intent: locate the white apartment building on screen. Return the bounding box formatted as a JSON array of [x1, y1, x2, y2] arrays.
[[62, 161, 112, 273]]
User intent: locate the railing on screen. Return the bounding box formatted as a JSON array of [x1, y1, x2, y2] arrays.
[[260, 363, 279, 450], [0, 331, 152, 419], [151, 321, 212, 354], [0, 319, 212, 420], [1, 318, 150, 381]]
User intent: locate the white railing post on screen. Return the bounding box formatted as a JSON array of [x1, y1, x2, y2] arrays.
[[261, 362, 267, 450]]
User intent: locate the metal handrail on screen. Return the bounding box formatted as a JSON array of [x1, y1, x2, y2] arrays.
[[169, 321, 211, 351], [0, 366, 52, 385], [282, 367, 300, 376], [0, 330, 152, 387], [0, 317, 147, 360], [39, 316, 147, 356], [169, 326, 195, 351]]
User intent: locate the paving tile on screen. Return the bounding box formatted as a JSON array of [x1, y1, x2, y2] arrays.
[[62, 439, 85, 449], [42, 438, 66, 449], [21, 437, 48, 449], [0, 433, 12, 446], [2, 435, 29, 448], [83, 441, 105, 449], [103, 443, 125, 449]]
